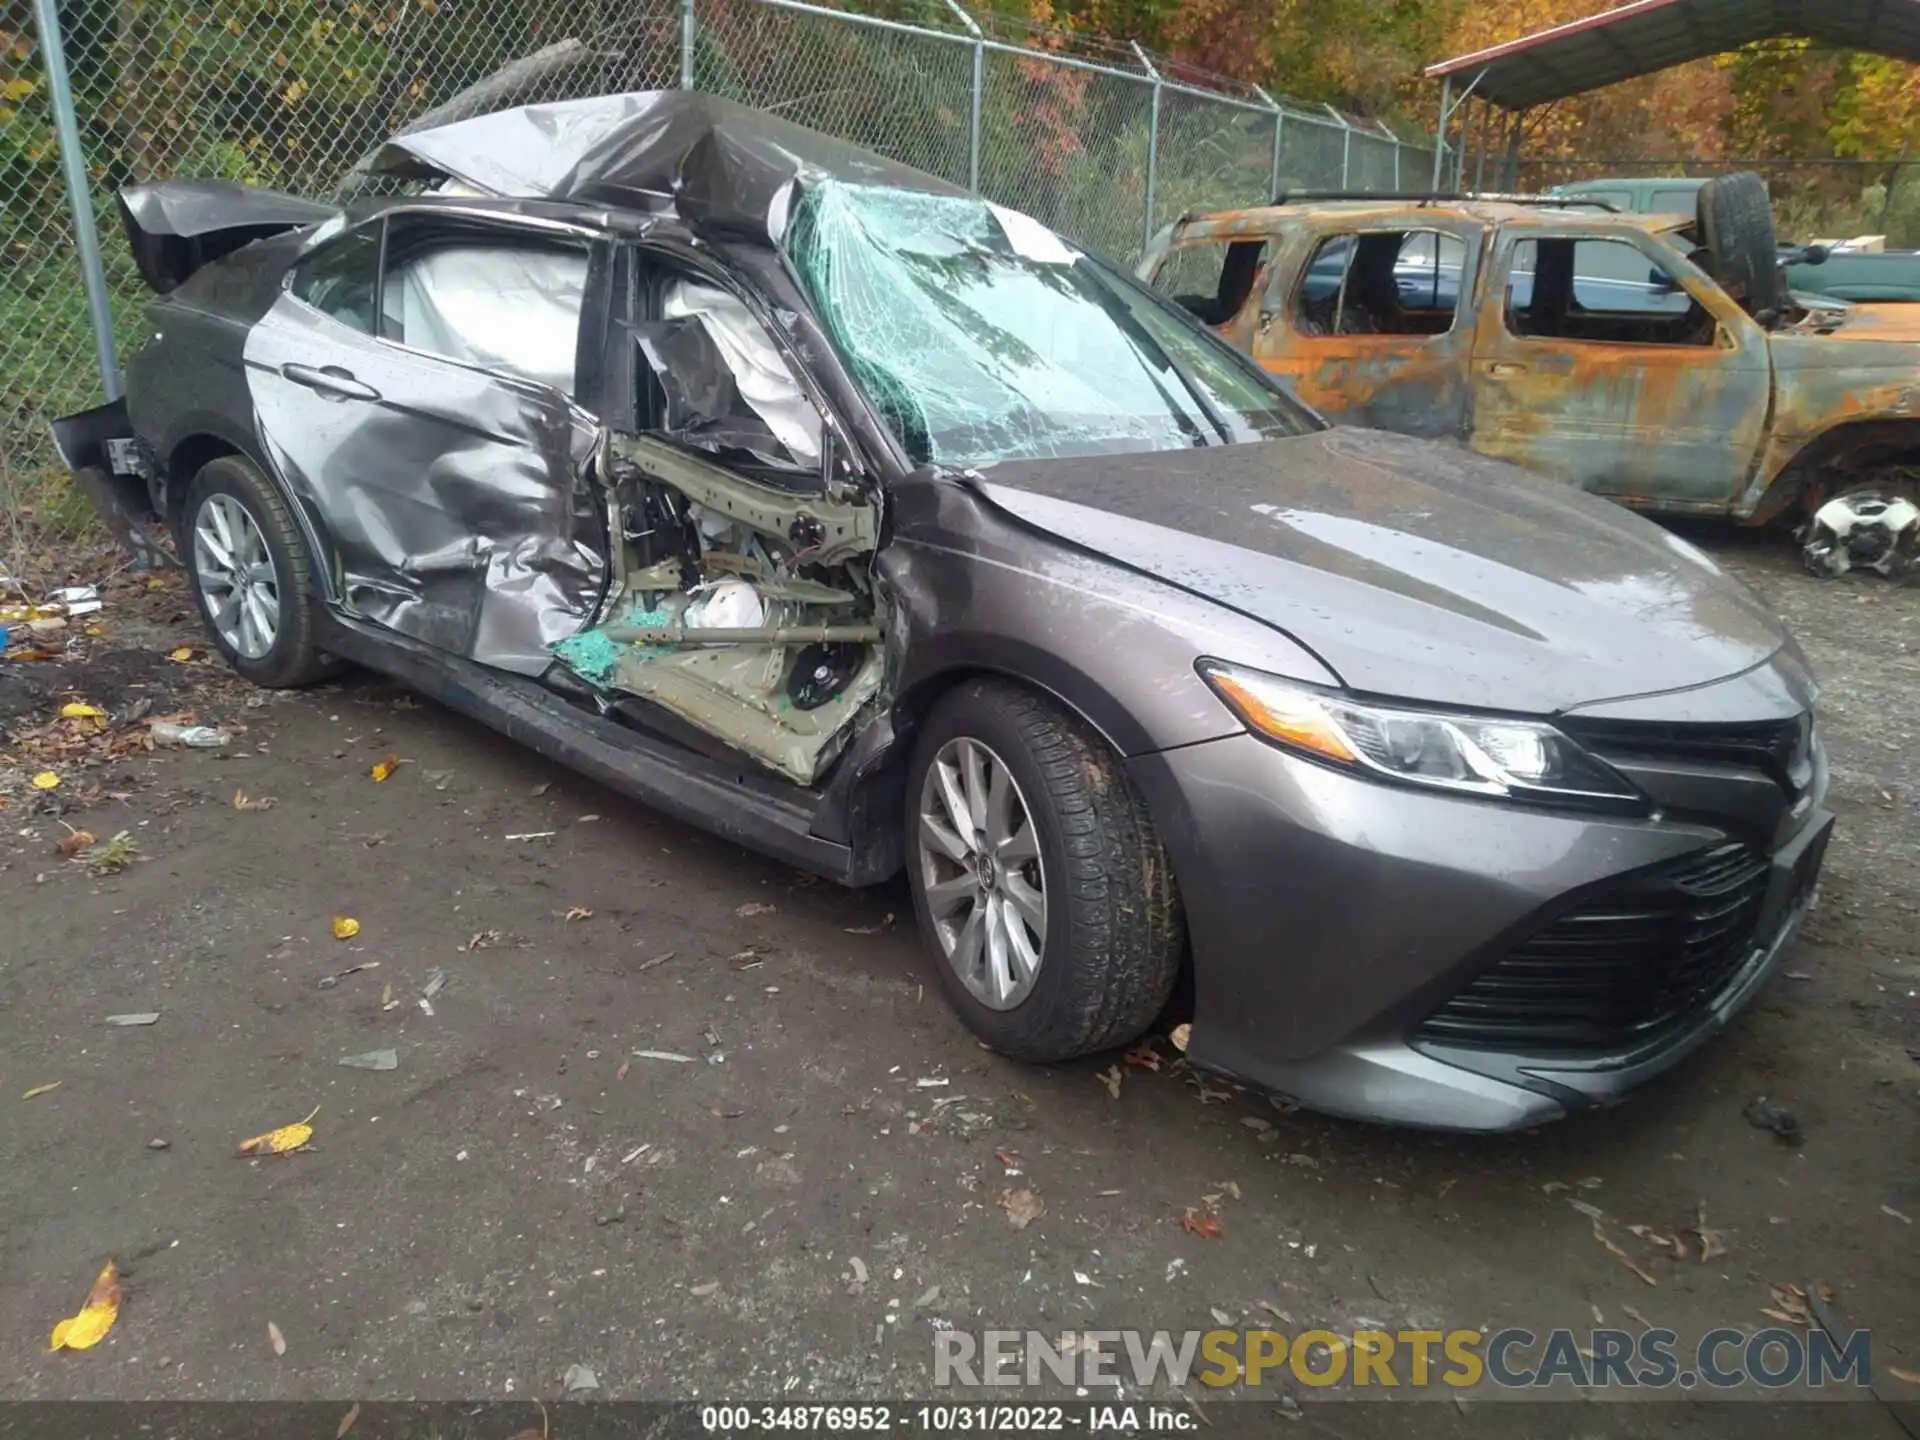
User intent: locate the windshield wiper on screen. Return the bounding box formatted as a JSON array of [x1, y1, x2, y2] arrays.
[[1077, 268, 1233, 445]]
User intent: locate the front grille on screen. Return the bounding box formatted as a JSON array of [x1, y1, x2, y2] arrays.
[[1558, 715, 1807, 792], [1416, 843, 1772, 1055]]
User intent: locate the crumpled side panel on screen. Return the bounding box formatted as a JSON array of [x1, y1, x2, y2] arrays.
[[244, 294, 605, 674]]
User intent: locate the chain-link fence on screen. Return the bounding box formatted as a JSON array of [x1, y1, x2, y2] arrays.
[[1, 0, 1440, 542]]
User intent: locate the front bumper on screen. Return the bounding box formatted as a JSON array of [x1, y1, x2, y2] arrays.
[[1128, 731, 1832, 1131]]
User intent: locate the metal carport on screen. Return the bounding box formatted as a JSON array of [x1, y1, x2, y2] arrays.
[[1422, 0, 1920, 187]]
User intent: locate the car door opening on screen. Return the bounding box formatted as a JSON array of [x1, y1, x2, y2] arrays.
[[552, 435, 882, 787]]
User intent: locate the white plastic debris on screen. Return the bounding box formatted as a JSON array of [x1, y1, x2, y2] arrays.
[[1803, 492, 1920, 579], [683, 579, 766, 629], [150, 722, 230, 748]]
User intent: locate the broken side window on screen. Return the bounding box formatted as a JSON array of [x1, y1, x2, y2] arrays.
[[288, 225, 380, 335], [632, 278, 823, 481], [1292, 230, 1464, 337], [377, 223, 591, 395], [1156, 237, 1269, 326], [1505, 237, 1715, 346]]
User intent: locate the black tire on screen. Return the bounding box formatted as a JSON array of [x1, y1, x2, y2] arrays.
[[1698, 172, 1783, 318], [179, 455, 343, 688], [905, 678, 1186, 1063]]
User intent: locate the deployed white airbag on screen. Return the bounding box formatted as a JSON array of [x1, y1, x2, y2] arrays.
[[662, 280, 821, 465], [386, 246, 589, 394]]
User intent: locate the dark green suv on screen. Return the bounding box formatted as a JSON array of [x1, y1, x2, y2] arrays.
[[1547, 177, 1920, 303]]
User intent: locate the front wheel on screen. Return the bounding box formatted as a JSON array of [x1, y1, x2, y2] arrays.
[[906, 679, 1186, 1063], [180, 455, 343, 687]]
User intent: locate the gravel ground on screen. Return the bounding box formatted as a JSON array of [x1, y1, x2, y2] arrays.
[[0, 532, 1914, 1435]]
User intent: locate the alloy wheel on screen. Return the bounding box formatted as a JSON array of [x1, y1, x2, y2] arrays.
[[916, 736, 1048, 1010], [192, 493, 280, 661]]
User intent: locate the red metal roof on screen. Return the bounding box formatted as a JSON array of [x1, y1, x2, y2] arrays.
[[1426, 0, 1920, 110]]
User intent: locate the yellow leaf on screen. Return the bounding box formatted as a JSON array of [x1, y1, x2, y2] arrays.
[[238, 1104, 319, 1156], [49, 1260, 121, 1351], [1, 77, 34, 102], [168, 646, 193, 661], [268, 1319, 286, 1355], [331, 917, 360, 940], [369, 755, 401, 782], [60, 702, 105, 720], [31, 771, 60, 790], [23, 1081, 61, 1100], [1169, 1022, 1191, 1053]]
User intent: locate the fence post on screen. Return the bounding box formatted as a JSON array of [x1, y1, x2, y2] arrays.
[[1253, 85, 1282, 201], [680, 0, 696, 89], [1132, 42, 1161, 251], [943, 0, 983, 194], [1325, 106, 1351, 189], [32, 0, 121, 401]]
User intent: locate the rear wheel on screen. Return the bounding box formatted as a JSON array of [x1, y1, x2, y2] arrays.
[[181, 455, 342, 687], [906, 679, 1185, 1063]]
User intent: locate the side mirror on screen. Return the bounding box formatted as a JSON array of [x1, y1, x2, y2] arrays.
[[1647, 268, 1680, 292]]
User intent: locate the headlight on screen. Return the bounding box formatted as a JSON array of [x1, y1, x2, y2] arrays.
[[1198, 661, 1647, 811]]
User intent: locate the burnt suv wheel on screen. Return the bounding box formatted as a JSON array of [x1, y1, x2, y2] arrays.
[[906, 678, 1185, 1062], [181, 455, 342, 687]]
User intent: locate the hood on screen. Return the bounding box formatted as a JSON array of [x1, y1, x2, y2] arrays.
[[976, 428, 1788, 716], [363, 91, 962, 244], [1801, 301, 1920, 346]]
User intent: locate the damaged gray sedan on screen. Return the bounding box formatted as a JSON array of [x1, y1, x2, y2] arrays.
[[55, 93, 1835, 1130]]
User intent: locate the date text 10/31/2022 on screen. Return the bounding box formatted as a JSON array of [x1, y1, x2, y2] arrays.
[[699, 1404, 1199, 1432]]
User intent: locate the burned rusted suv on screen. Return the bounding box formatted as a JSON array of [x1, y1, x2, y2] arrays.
[[1141, 179, 1920, 528]]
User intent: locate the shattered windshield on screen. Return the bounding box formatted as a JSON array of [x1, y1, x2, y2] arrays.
[[787, 182, 1311, 467]]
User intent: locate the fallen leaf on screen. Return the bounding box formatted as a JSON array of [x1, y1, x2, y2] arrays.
[[49, 1260, 121, 1351], [1124, 1041, 1162, 1072], [1888, 1366, 1920, 1386], [1000, 1188, 1045, 1230], [232, 788, 276, 811], [268, 1320, 286, 1356], [31, 771, 60, 790], [55, 829, 95, 858], [380, 984, 394, 1009], [615, 1058, 630, 1081], [331, 917, 360, 940], [1593, 1221, 1658, 1286], [60, 702, 106, 731], [23, 1081, 61, 1100], [335, 1402, 361, 1438], [369, 755, 401, 782], [168, 646, 193, 661], [104, 1013, 160, 1027], [1216, 1180, 1242, 1201], [1169, 1022, 1191, 1053], [564, 906, 594, 923], [1180, 1208, 1225, 1239], [736, 901, 777, 917], [1628, 1224, 1687, 1260], [1097, 1063, 1123, 1100], [238, 1105, 320, 1156], [710, 1104, 745, 1119], [1257, 1301, 1294, 1323]]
